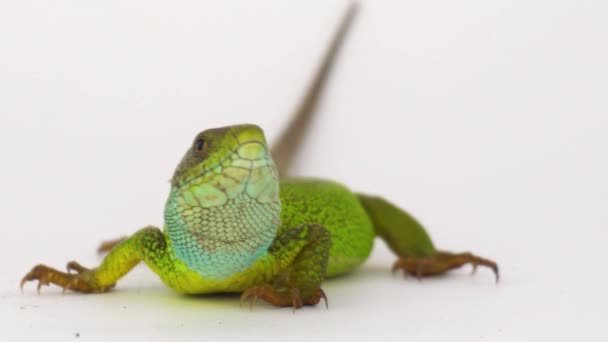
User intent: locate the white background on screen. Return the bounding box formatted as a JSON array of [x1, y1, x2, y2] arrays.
[[1, 0, 606, 341]]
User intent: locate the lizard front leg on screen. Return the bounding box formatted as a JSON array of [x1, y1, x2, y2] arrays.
[[241, 223, 331, 311], [21, 226, 167, 293]]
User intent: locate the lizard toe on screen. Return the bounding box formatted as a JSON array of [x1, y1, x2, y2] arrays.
[[240, 283, 327, 312]]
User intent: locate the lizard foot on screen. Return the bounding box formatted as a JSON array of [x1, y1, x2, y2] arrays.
[[96, 236, 127, 254], [66, 261, 90, 274], [240, 284, 328, 312], [20, 263, 115, 294], [392, 251, 499, 282]]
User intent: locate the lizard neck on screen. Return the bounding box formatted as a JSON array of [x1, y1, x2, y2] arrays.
[[164, 153, 281, 280]]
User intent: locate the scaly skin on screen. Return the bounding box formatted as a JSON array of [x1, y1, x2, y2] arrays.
[[20, 5, 499, 309], [21, 125, 498, 310]]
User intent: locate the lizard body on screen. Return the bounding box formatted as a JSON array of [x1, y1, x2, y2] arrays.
[[21, 4, 498, 309]]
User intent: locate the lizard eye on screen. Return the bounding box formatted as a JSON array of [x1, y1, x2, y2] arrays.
[[194, 138, 207, 153]]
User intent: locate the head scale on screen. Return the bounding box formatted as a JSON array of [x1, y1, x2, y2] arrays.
[[164, 124, 281, 279]]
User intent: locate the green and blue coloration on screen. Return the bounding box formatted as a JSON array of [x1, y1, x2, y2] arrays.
[[20, 4, 498, 309], [165, 125, 281, 279], [20, 124, 497, 308]]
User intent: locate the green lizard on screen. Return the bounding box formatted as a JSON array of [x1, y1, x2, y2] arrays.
[[20, 4, 498, 309]]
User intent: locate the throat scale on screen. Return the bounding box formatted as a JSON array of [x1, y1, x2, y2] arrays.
[[164, 137, 281, 279]]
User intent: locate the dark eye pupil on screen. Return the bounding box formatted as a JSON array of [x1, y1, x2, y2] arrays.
[[195, 138, 206, 152]]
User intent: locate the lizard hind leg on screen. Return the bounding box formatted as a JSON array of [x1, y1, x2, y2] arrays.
[[240, 223, 331, 311], [357, 194, 499, 282], [20, 226, 167, 294], [392, 251, 499, 282]]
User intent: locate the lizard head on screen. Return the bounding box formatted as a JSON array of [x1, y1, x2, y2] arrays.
[[171, 125, 270, 188], [165, 124, 282, 279], [171, 124, 275, 189]]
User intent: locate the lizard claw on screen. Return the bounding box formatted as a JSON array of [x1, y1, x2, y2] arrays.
[[20, 263, 115, 294], [316, 288, 328, 309], [240, 287, 261, 311], [36, 279, 48, 294], [471, 263, 478, 275], [20, 265, 54, 294], [290, 288, 303, 314], [391, 251, 499, 282]]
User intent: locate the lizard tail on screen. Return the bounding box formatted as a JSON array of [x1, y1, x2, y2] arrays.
[[271, 2, 359, 178]]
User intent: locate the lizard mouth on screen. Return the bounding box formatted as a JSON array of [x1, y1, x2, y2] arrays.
[[173, 144, 241, 190]]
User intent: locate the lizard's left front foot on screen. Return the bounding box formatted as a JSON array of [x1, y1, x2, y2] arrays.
[[20, 262, 114, 294], [240, 284, 328, 312], [392, 251, 499, 282]]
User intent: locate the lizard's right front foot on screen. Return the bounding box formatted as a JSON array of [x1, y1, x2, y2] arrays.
[[20, 262, 114, 294], [240, 283, 328, 312]]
